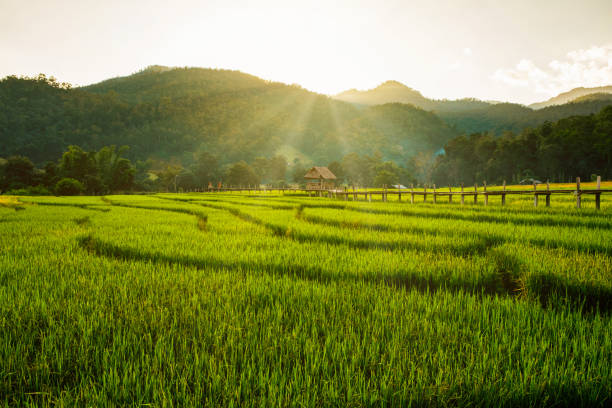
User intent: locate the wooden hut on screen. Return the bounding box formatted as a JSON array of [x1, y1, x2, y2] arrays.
[[304, 166, 337, 190]]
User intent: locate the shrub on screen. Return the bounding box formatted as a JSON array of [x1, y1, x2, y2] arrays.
[[55, 178, 85, 196], [5, 185, 52, 196]]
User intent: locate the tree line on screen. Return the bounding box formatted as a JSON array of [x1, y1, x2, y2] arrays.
[[431, 105, 612, 185], [0, 145, 136, 195], [2, 105, 610, 194], [1, 146, 424, 195], [138, 152, 416, 191]]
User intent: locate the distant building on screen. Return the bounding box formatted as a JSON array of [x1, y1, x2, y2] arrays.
[[304, 166, 337, 190]]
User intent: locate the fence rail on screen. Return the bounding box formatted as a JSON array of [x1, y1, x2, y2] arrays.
[[204, 177, 609, 210]]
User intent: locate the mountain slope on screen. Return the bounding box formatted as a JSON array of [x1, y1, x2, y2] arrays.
[[432, 105, 612, 185], [4, 68, 610, 167], [439, 98, 612, 135], [529, 86, 612, 109], [0, 68, 459, 165], [83, 65, 274, 103], [334, 81, 492, 113], [569, 92, 612, 104], [335, 81, 435, 109], [333, 81, 612, 135]]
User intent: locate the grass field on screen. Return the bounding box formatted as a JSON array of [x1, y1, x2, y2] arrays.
[[1, 191, 611, 406]]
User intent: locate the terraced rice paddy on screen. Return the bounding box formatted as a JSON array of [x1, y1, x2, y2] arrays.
[[1, 192, 611, 406]]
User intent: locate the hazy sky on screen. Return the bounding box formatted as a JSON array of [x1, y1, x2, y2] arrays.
[[2, 0, 611, 104]]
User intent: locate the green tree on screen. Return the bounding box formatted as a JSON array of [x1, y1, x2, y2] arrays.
[[290, 160, 308, 185], [226, 161, 260, 187], [134, 159, 156, 191], [266, 155, 288, 184], [55, 178, 84, 195], [95, 145, 135, 192], [373, 170, 398, 187], [176, 169, 197, 191], [251, 157, 269, 181], [193, 152, 219, 187], [408, 151, 437, 185], [0, 158, 5, 188], [327, 161, 344, 183], [154, 164, 183, 192], [0, 156, 35, 190], [42, 161, 59, 188], [59, 146, 99, 193], [342, 153, 364, 186], [110, 158, 135, 191]]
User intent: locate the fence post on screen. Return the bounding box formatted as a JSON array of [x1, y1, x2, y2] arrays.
[[483, 181, 488, 206], [502, 180, 506, 206], [596, 175, 601, 210], [576, 177, 581, 209], [344, 186, 348, 201], [461, 184, 465, 205], [433, 184, 437, 204], [353, 186, 356, 201], [533, 181, 538, 207], [448, 186, 452, 203], [474, 183, 478, 204], [546, 180, 551, 207], [424, 185, 427, 203], [398, 185, 402, 202], [410, 184, 415, 204]]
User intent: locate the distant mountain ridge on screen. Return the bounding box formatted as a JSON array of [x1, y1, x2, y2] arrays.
[[333, 81, 612, 135], [334, 81, 492, 113], [335, 81, 612, 112], [529, 86, 612, 109], [0, 67, 458, 165], [2, 66, 611, 167], [335, 81, 435, 109]]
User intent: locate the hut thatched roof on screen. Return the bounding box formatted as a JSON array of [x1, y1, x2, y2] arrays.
[[304, 166, 337, 180]]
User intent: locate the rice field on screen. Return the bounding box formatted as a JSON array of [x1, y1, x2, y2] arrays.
[[1, 191, 611, 406]]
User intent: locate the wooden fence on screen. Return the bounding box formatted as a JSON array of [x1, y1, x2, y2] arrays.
[[205, 176, 610, 210]]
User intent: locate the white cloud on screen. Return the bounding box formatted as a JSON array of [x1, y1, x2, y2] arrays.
[[491, 66, 529, 87], [491, 44, 612, 96]]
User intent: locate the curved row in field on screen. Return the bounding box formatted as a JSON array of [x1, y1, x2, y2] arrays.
[[70, 194, 611, 313], [1, 193, 610, 406]]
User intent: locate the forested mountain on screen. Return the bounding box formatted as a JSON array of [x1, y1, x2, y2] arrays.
[[432, 105, 612, 185], [570, 93, 612, 104], [335, 81, 436, 109], [2, 66, 611, 180], [440, 98, 612, 135], [528, 85, 612, 109], [0, 68, 458, 165], [334, 80, 492, 112], [333, 81, 612, 135], [83, 65, 272, 103]]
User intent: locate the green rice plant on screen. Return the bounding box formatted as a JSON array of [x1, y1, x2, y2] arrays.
[[0, 194, 610, 406], [73, 215, 91, 226], [0, 196, 25, 211]]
